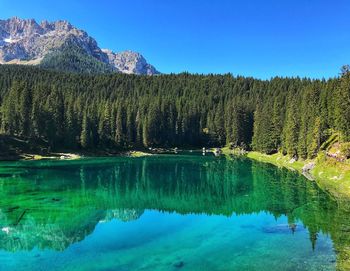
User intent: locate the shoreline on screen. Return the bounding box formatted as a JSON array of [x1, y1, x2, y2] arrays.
[[1, 147, 349, 201], [0, 150, 154, 161], [221, 147, 350, 201]]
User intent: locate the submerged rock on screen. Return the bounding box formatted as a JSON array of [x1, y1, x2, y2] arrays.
[[173, 261, 185, 268], [262, 224, 305, 234]]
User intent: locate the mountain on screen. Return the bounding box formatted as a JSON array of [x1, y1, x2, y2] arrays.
[[102, 49, 159, 75], [0, 17, 159, 75]]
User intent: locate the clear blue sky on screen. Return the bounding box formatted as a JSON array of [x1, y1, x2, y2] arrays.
[[1, 0, 350, 79]]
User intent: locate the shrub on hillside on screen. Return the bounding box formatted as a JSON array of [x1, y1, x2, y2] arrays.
[[340, 143, 350, 159]]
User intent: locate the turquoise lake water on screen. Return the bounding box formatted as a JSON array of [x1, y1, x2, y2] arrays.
[[0, 154, 349, 270]]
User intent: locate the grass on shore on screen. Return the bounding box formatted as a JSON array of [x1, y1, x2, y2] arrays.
[[222, 146, 350, 200], [128, 151, 153, 157], [312, 153, 350, 199], [246, 151, 306, 172]]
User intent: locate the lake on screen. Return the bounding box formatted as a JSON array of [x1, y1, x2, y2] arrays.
[[0, 154, 349, 271]]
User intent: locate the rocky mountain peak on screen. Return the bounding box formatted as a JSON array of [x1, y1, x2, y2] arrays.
[[103, 49, 159, 75], [38, 19, 72, 32], [2, 17, 43, 39], [0, 17, 159, 75]]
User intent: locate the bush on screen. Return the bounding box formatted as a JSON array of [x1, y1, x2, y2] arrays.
[[320, 132, 339, 151], [340, 142, 350, 159]]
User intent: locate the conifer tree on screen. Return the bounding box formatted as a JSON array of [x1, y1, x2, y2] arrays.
[[80, 110, 90, 149], [284, 96, 299, 157]]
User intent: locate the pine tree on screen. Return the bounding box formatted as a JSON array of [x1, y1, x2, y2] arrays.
[[308, 117, 322, 158], [115, 105, 125, 147], [213, 103, 226, 146], [284, 97, 299, 157], [19, 83, 31, 137], [1, 82, 20, 135], [335, 66, 350, 141], [80, 110, 90, 149], [270, 98, 283, 151], [98, 102, 111, 146], [135, 109, 143, 147]]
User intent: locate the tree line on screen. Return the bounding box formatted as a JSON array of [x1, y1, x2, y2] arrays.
[[0, 64, 349, 158]]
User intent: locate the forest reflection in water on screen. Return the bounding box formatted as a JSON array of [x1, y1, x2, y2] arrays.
[[0, 154, 349, 270]]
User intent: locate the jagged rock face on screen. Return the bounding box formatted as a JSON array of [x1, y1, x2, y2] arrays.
[[103, 49, 159, 75], [0, 17, 106, 63], [0, 17, 159, 75]]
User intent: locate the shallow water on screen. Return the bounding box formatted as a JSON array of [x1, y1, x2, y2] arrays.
[[0, 154, 349, 270]]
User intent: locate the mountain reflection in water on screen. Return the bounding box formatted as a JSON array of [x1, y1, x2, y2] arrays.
[[0, 155, 349, 270]]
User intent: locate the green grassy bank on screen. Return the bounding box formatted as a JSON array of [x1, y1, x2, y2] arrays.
[[222, 147, 350, 200]]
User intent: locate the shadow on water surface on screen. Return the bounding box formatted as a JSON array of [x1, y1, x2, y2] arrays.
[[0, 154, 349, 270]]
